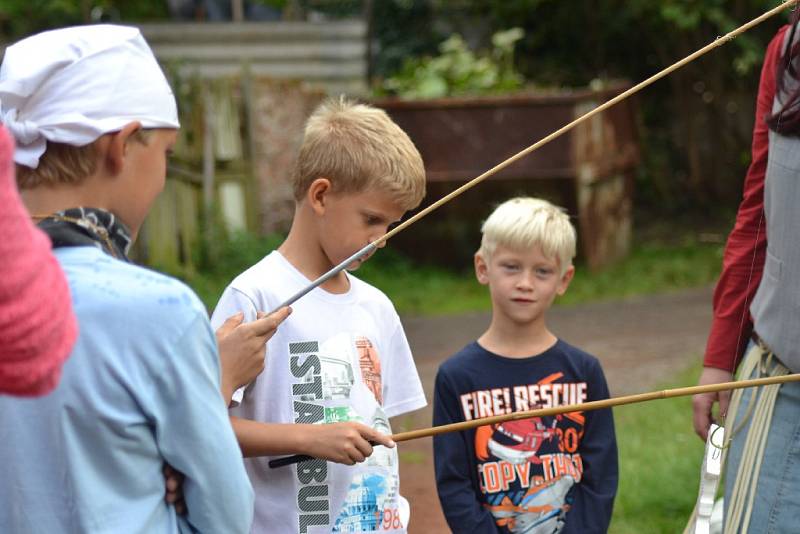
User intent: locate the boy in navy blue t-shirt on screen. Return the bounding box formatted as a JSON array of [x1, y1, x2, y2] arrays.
[[433, 197, 618, 533]]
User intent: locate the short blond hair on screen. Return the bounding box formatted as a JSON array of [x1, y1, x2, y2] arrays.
[[292, 97, 426, 211], [479, 197, 576, 274], [16, 129, 153, 189]]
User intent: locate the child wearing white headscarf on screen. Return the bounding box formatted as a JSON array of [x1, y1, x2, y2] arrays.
[[0, 25, 254, 533]]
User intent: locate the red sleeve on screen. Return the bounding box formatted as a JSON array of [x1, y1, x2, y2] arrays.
[[703, 26, 788, 371], [0, 126, 77, 396]]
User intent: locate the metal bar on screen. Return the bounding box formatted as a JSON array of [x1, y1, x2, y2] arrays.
[[271, 243, 378, 311]]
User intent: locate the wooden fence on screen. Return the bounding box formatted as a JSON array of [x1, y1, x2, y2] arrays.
[[133, 20, 367, 272]]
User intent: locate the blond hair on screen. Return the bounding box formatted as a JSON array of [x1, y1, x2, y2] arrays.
[[16, 129, 153, 189], [479, 197, 576, 274], [292, 97, 426, 211]]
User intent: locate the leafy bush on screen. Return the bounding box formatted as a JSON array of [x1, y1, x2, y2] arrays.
[[380, 28, 526, 99]]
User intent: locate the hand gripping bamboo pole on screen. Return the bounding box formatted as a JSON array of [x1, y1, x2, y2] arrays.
[[270, 0, 799, 313], [268, 374, 800, 468]]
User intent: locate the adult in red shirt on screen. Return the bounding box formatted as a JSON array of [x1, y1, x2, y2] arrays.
[[692, 25, 786, 440], [694, 16, 800, 532]]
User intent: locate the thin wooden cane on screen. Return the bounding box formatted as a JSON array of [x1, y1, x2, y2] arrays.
[[376, 0, 797, 248], [270, 0, 798, 313], [269, 374, 800, 468], [267, 2, 798, 463], [390, 374, 800, 443]]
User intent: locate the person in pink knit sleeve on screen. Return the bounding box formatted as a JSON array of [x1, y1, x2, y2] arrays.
[[0, 124, 77, 396]]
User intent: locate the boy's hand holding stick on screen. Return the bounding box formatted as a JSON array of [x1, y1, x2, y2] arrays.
[[296, 423, 395, 466], [217, 307, 292, 405]]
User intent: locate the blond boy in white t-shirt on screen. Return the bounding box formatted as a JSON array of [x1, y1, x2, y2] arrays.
[[211, 98, 427, 533]]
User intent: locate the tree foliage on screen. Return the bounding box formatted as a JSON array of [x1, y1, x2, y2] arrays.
[[380, 28, 524, 99], [0, 0, 167, 40]]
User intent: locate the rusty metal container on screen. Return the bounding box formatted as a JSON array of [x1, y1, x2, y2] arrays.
[[374, 82, 639, 271]]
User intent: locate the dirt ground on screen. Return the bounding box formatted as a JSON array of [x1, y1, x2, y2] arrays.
[[394, 285, 714, 533]]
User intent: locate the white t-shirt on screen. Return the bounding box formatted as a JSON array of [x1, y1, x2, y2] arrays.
[[211, 251, 427, 534]]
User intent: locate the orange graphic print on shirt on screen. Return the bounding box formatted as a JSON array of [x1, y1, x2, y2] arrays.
[[465, 373, 588, 533], [356, 336, 382, 405]]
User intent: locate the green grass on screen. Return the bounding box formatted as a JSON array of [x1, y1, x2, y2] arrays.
[[357, 236, 724, 315], [559, 238, 724, 307], [153, 231, 283, 311], [609, 363, 705, 533], [159, 232, 723, 315]]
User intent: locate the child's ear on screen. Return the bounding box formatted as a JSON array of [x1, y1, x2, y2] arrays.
[[556, 265, 575, 296], [105, 121, 142, 175], [307, 177, 332, 216], [474, 252, 490, 285]]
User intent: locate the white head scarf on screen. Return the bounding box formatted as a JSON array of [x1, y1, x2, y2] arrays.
[[0, 24, 180, 168]]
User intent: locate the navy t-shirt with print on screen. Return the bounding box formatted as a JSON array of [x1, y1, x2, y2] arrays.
[[433, 340, 618, 533]]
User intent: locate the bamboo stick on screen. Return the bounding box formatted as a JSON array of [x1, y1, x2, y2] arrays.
[[378, 0, 798, 246], [391, 374, 800, 442], [269, 374, 800, 468], [270, 0, 798, 312]]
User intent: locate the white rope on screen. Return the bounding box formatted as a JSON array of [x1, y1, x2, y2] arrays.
[[723, 346, 788, 534]]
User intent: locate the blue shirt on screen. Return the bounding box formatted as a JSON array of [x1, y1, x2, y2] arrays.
[[0, 247, 253, 533], [433, 340, 618, 534]]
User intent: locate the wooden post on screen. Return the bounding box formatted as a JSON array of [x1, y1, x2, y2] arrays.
[[240, 61, 260, 232], [231, 0, 244, 22], [202, 83, 216, 242], [363, 0, 374, 84]]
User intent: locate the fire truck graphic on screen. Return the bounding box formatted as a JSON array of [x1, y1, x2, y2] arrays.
[[477, 417, 559, 465]]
